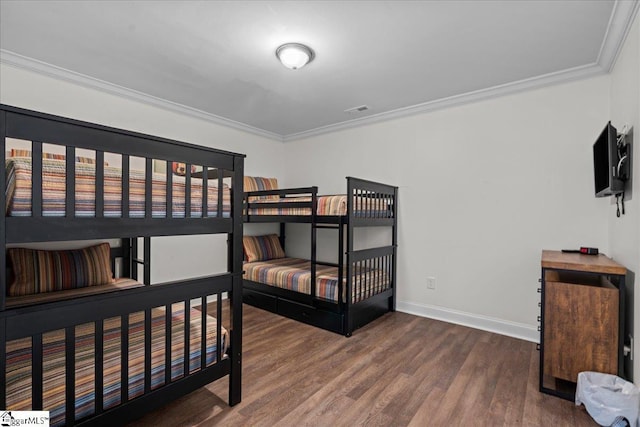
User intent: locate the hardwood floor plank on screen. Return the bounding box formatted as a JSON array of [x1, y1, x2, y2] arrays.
[[489, 337, 530, 425], [129, 303, 598, 427]]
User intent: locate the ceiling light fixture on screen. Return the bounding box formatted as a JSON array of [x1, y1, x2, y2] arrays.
[[276, 43, 314, 70]]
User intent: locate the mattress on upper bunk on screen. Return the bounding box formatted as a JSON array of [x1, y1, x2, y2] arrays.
[[247, 195, 392, 217], [5, 157, 231, 218], [243, 257, 391, 303], [5, 304, 228, 426]]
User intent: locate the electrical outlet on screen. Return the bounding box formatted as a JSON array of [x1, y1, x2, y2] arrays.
[[427, 277, 436, 290]]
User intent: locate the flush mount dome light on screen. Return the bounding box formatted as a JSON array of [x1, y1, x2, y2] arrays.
[[276, 43, 314, 70]]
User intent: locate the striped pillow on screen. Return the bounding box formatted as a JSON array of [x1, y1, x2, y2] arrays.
[[243, 234, 285, 262], [244, 176, 279, 201], [7, 243, 115, 296]]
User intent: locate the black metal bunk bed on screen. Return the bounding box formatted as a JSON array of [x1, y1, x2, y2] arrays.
[[0, 105, 244, 426], [243, 177, 398, 336]]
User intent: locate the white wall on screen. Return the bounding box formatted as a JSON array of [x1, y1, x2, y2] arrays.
[[609, 10, 640, 381], [284, 76, 611, 340], [1, 45, 629, 347], [0, 63, 285, 283]]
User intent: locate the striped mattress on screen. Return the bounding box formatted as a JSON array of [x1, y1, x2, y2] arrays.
[[243, 257, 391, 303], [247, 195, 391, 217], [5, 304, 228, 426], [5, 157, 231, 218]]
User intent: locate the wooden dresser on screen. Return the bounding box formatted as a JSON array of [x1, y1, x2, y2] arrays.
[[539, 250, 628, 400]]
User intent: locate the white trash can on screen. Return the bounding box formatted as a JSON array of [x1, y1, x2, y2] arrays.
[[575, 371, 640, 426]]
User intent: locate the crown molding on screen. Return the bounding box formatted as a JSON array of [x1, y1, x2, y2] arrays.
[[283, 62, 606, 142], [284, 0, 638, 142], [0, 49, 283, 142], [1, 0, 636, 143], [597, 0, 640, 72]]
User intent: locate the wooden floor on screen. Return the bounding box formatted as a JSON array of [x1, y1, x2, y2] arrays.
[[129, 303, 596, 426]]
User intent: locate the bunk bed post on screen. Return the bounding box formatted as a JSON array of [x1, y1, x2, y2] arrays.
[[0, 109, 5, 407], [345, 177, 354, 336], [338, 219, 345, 313], [144, 237, 151, 285], [391, 186, 399, 312], [131, 238, 139, 281], [122, 238, 132, 278], [0, 316, 5, 409], [229, 155, 244, 406], [0, 110, 5, 313], [311, 186, 318, 300]]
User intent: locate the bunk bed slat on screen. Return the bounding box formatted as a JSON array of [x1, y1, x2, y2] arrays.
[[216, 294, 222, 363], [121, 314, 129, 404], [217, 173, 223, 218], [166, 161, 172, 219], [184, 300, 190, 376], [144, 308, 152, 393], [66, 146, 76, 217], [145, 158, 152, 218], [96, 151, 105, 218], [122, 155, 130, 218], [202, 168, 208, 218], [201, 296, 207, 370], [95, 319, 104, 414], [65, 326, 76, 427], [32, 333, 43, 410], [185, 166, 191, 218], [165, 304, 171, 386], [32, 141, 42, 217]]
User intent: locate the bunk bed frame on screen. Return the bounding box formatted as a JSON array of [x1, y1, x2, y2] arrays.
[[243, 177, 398, 336], [0, 104, 244, 426]]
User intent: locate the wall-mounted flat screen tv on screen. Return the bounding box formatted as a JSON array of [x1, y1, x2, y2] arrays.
[[593, 121, 624, 197]]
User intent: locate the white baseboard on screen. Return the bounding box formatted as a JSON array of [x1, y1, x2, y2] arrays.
[[397, 301, 539, 343]]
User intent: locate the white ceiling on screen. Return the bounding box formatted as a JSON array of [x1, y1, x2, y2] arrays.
[[0, 1, 638, 141]]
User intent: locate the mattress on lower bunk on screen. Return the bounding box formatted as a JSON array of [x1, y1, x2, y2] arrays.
[[5, 157, 231, 218], [243, 257, 391, 303], [6, 304, 228, 426], [247, 194, 391, 217]]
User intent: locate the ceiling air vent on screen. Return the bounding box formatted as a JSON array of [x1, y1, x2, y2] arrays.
[[344, 105, 369, 114]]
